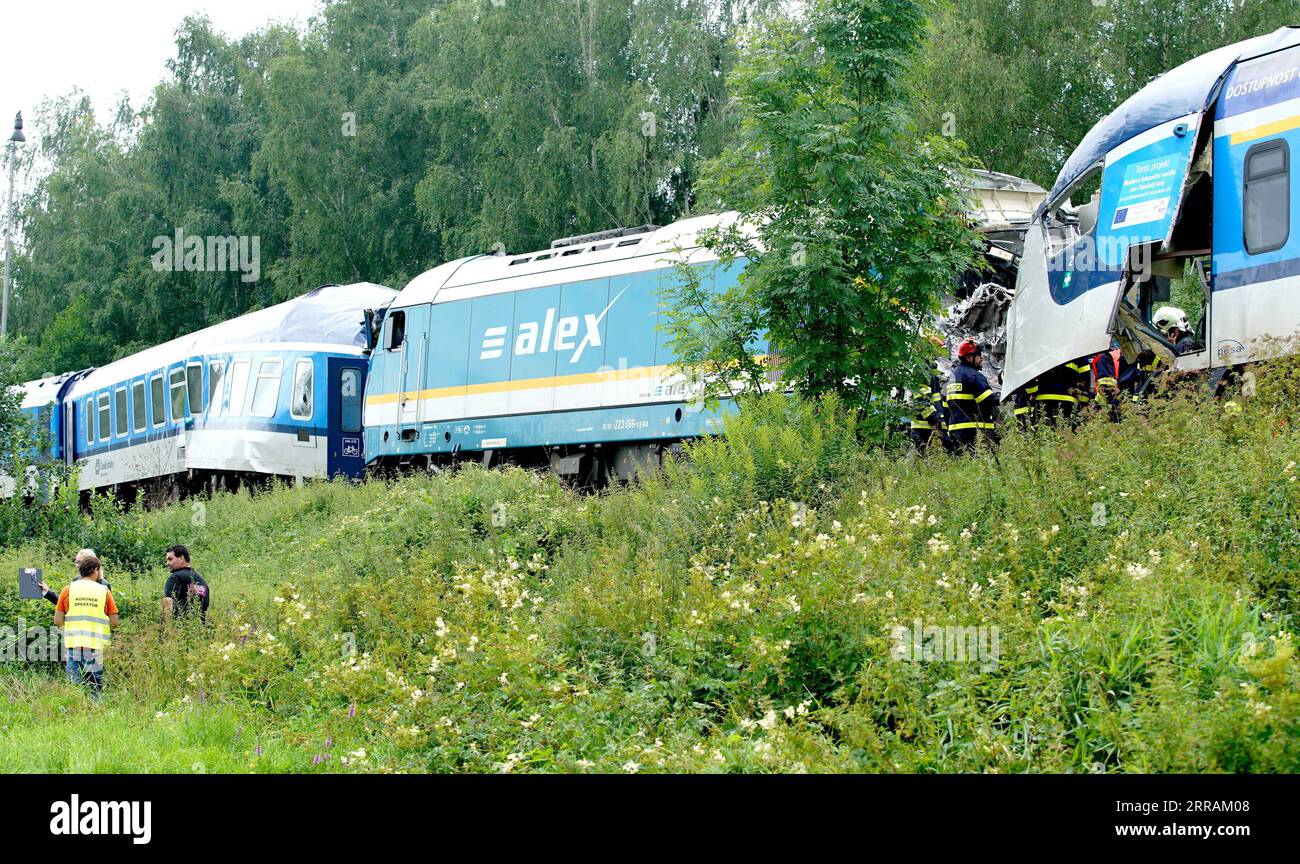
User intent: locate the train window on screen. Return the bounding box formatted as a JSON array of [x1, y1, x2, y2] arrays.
[[114, 388, 128, 437], [385, 311, 406, 351], [250, 359, 283, 417], [169, 369, 188, 421], [1245, 139, 1290, 255], [187, 363, 205, 415], [85, 399, 93, 446], [228, 360, 251, 417], [340, 368, 362, 433], [150, 375, 165, 427], [97, 393, 110, 442], [132, 381, 146, 432], [208, 361, 225, 416], [291, 359, 314, 421]]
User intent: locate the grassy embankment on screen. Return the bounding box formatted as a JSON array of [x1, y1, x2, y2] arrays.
[[0, 372, 1297, 773]]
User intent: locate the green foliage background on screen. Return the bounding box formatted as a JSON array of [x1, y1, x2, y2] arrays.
[[4, 0, 778, 378], [4, 0, 1295, 379], [912, 0, 1300, 190], [685, 0, 983, 406]]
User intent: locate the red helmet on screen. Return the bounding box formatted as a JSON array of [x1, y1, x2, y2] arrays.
[[957, 339, 982, 359]]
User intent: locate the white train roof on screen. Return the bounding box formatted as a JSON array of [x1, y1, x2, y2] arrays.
[[967, 169, 1047, 230], [70, 282, 396, 396], [17, 374, 74, 409], [393, 212, 756, 308]]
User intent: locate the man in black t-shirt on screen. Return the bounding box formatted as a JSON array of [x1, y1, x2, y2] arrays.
[[162, 544, 210, 623]]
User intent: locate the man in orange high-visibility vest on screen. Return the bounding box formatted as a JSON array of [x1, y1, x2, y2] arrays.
[[54, 552, 119, 699]]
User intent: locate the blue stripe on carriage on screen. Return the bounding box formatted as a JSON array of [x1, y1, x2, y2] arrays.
[[1212, 255, 1300, 292], [74, 420, 319, 459]]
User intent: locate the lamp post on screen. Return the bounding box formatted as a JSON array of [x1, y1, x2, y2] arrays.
[[1, 111, 25, 340]]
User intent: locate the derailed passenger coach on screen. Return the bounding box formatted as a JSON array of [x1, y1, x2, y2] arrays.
[[364, 214, 765, 482], [0, 374, 75, 499], [1002, 26, 1300, 399], [6, 283, 397, 503]]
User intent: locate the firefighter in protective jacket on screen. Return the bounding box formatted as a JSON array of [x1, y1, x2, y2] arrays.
[[946, 340, 999, 450]]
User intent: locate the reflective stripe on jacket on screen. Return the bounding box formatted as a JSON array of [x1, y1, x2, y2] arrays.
[[1035, 363, 1083, 404], [1092, 349, 1122, 397], [946, 364, 998, 430], [910, 374, 947, 430], [1014, 384, 1037, 417], [64, 579, 111, 650]]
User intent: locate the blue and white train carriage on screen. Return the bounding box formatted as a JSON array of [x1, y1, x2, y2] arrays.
[[0, 373, 80, 498], [1003, 26, 1300, 398], [61, 283, 395, 499], [365, 213, 762, 481]]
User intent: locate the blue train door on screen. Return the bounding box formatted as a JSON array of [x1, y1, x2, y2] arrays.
[[327, 357, 368, 478]]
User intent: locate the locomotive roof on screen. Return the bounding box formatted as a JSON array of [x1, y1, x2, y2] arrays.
[[392, 212, 755, 308], [1048, 25, 1300, 207], [70, 282, 396, 395]]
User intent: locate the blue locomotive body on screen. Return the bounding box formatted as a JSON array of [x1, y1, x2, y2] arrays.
[[364, 214, 763, 478]]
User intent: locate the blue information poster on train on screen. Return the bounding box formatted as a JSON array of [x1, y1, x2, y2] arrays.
[[1110, 156, 1179, 230], [1096, 116, 1200, 265]]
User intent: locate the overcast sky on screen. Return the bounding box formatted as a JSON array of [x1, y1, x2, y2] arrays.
[[0, 0, 321, 147]]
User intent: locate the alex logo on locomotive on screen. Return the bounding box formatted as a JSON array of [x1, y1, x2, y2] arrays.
[[479, 289, 625, 363]]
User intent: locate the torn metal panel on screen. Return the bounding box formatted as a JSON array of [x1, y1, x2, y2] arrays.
[[929, 171, 1050, 387]]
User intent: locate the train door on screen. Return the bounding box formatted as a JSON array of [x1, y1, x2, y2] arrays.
[[327, 357, 368, 477], [1118, 106, 1217, 373], [398, 306, 430, 430]]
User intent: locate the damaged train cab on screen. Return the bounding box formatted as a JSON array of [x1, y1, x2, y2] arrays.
[[1003, 26, 1300, 399]]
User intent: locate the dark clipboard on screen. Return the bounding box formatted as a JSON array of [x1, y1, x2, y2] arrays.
[[18, 568, 44, 600]]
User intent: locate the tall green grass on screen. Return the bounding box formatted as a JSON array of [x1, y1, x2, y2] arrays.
[[0, 371, 1296, 772]]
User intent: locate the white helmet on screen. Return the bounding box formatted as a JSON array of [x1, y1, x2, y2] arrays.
[[1153, 306, 1192, 337]]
